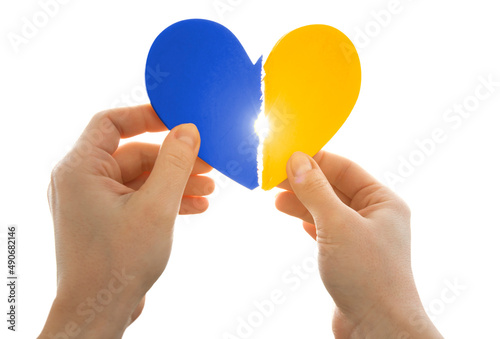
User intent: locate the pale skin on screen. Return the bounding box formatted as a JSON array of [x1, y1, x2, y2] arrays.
[[39, 105, 442, 338], [275, 152, 443, 338]]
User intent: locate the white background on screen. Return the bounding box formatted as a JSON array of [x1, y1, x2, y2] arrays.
[[1, 0, 500, 338]]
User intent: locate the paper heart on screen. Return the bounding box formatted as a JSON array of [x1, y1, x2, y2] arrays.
[[146, 19, 262, 189], [146, 19, 361, 190], [262, 24, 361, 189]]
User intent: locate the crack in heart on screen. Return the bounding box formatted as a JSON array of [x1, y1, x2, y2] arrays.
[[146, 19, 361, 191]]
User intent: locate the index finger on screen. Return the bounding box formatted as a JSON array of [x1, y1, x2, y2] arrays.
[[76, 104, 167, 155]]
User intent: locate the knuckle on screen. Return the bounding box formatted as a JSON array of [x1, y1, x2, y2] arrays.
[[90, 110, 118, 135], [47, 162, 68, 211], [49, 165, 60, 183], [192, 197, 208, 211], [302, 171, 328, 194], [47, 175, 56, 209], [397, 199, 411, 218], [194, 176, 215, 194], [390, 196, 411, 218], [164, 149, 193, 172], [333, 159, 354, 184], [91, 110, 108, 125], [50, 162, 66, 184]]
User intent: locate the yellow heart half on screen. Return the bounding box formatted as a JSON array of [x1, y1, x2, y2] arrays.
[[261, 25, 361, 190]]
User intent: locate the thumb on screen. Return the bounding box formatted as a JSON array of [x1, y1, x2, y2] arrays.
[[139, 123, 200, 216], [286, 152, 354, 227]]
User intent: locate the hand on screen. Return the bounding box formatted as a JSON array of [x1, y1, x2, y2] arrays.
[[39, 105, 214, 339], [276, 151, 443, 339]]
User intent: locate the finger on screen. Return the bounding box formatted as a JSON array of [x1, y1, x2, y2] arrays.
[[277, 178, 352, 206], [277, 152, 326, 190], [114, 142, 212, 183], [278, 151, 357, 203], [77, 104, 167, 155], [113, 142, 159, 183], [184, 175, 215, 196], [125, 172, 150, 191], [125, 172, 214, 197], [286, 152, 356, 225], [313, 151, 379, 200], [179, 196, 209, 215], [193, 158, 213, 175], [137, 124, 201, 217], [303, 221, 317, 240], [275, 191, 315, 224]]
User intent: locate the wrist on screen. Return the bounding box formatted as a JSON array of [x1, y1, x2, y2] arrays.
[[39, 273, 143, 339], [350, 303, 443, 339]]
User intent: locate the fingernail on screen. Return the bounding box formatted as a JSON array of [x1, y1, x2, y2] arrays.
[[291, 152, 312, 177], [175, 124, 198, 149]]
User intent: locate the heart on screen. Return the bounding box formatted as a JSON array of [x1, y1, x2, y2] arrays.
[[146, 19, 361, 190], [146, 19, 262, 189], [261, 24, 361, 190]]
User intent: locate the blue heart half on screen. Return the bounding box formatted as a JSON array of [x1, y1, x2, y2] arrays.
[[146, 19, 262, 189]]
